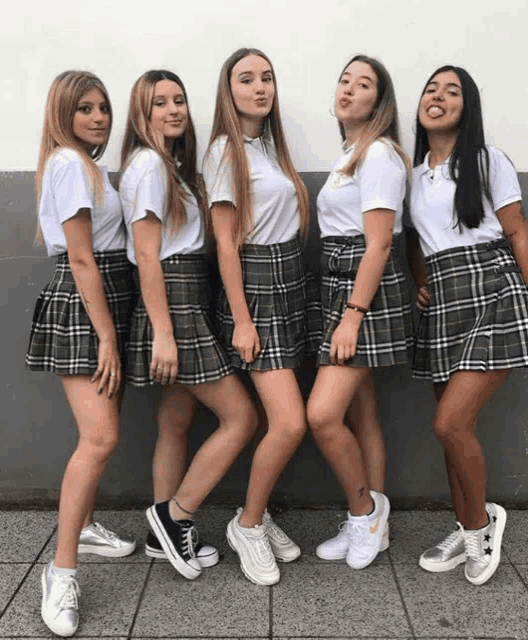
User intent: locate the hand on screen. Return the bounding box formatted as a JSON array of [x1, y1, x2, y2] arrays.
[[150, 332, 179, 385], [232, 320, 261, 364], [416, 284, 430, 312], [330, 311, 362, 365], [92, 338, 122, 398]]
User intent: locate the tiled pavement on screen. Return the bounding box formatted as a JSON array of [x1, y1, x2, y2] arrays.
[[1, 508, 527, 639]]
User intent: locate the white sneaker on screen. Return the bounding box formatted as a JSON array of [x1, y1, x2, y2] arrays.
[[419, 526, 466, 572], [226, 509, 280, 586], [41, 563, 80, 637], [78, 522, 136, 557], [346, 490, 390, 570], [263, 509, 301, 562], [317, 520, 389, 560], [463, 503, 507, 585]]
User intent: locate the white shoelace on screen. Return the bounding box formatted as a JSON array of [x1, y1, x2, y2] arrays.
[[348, 520, 371, 547], [463, 528, 484, 562], [55, 576, 80, 611], [92, 522, 117, 541], [437, 527, 463, 552]]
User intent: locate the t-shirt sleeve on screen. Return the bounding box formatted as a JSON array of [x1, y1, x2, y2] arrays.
[[132, 163, 167, 225], [487, 146, 522, 212], [51, 153, 94, 225], [358, 141, 406, 214], [202, 137, 235, 206]]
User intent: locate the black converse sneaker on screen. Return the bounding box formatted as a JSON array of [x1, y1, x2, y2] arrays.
[[145, 529, 219, 567], [146, 501, 201, 580]]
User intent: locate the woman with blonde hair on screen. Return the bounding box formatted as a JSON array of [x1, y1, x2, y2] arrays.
[[307, 54, 412, 570], [26, 70, 136, 637], [119, 69, 257, 581], [203, 48, 311, 586]]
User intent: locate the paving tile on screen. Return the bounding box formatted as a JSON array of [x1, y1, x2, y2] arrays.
[[131, 562, 269, 637], [0, 562, 149, 637], [0, 512, 56, 562], [272, 563, 410, 637], [394, 562, 528, 638], [502, 510, 528, 565], [0, 563, 31, 613]]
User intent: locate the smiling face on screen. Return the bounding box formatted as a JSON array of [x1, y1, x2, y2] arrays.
[[150, 79, 188, 143], [230, 54, 275, 135], [72, 87, 111, 150], [418, 70, 464, 135], [334, 60, 378, 128]]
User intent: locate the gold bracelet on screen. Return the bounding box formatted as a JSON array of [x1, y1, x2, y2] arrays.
[[346, 303, 368, 314]]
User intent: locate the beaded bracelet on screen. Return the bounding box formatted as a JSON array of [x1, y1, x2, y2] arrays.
[[346, 303, 368, 314]]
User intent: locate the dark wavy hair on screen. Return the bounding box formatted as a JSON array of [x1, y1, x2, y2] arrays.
[[414, 65, 493, 230]]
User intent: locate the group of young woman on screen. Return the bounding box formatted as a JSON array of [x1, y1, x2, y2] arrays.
[[26, 48, 528, 637]]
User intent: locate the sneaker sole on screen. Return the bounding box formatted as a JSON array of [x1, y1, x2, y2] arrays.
[[419, 551, 466, 573], [346, 494, 390, 570], [465, 505, 507, 586], [146, 507, 201, 580], [145, 544, 220, 568], [41, 569, 78, 637], [226, 520, 280, 586], [78, 542, 136, 558]]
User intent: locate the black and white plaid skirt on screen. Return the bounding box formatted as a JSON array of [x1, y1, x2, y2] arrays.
[[317, 235, 413, 368], [26, 249, 133, 375], [127, 254, 234, 386], [216, 234, 312, 370], [413, 238, 528, 383]]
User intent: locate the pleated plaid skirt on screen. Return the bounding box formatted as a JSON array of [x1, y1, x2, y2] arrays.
[[127, 254, 234, 386], [216, 234, 313, 370], [413, 238, 528, 383], [26, 250, 133, 375], [317, 235, 413, 368]]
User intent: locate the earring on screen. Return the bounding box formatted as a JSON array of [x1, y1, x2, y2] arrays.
[[329, 105, 336, 118]]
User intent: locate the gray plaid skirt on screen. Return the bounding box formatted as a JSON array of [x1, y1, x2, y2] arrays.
[[216, 234, 313, 370], [26, 249, 133, 375], [317, 235, 413, 368], [127, 254, 234, 386], [413, 238, 528, 383]]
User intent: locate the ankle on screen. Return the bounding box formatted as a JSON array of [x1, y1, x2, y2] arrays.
[[169, 496, 195, 522], [238, 509, 263, 528]]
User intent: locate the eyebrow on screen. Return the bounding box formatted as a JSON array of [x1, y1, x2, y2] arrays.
[[237, 69, 272, 78], [427, 81, 462, 89], [342, 72, 374, 82]]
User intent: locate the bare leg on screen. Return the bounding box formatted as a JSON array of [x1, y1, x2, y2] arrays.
[[432, 370, 510, 529], [307, 365, 373, 515], [239, 369, 306, 527], [55, 376, 121, 568]]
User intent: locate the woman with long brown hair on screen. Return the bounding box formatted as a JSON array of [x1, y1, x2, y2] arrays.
[[119, 69, 256, 582], [26, 70, 136, 637], [307, 55, 412, 570], [203, 48, 311, 586]]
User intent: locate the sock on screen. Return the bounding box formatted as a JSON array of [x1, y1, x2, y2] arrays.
[[50, 561, 77, 577]]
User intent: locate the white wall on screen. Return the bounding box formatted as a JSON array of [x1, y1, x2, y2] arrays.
[[2, 0, 527, 171]]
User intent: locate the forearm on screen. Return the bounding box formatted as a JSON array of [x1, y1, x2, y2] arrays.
[[136, 254, 174, 338], [348, 244, 392, 310], [406, 229, 427, 288], [216, 243, 252, 325], [509, 230, 528, 286]]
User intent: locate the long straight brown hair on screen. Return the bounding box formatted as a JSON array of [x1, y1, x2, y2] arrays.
[[206, 48, 309, 248], [36, 70, 111, 242], [120, 70, 205, 232], [337, 55, 410, 176]]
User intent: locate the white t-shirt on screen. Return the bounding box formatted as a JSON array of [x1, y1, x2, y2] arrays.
[[39, 148, 125, 257], [202, 134, 300, 245], [410, 145, 522, 257], [317, 139, 406, 238], [119, 148, 205, 265]]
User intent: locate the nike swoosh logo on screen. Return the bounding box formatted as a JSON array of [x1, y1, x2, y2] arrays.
[[370, 521, 379, 534]]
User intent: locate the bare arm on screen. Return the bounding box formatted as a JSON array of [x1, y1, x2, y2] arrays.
[[132, 212, 178, 385], [406, 226, 430, 311], [330, 209, 395, 365], [63, 209, 121, 397], [497, 201, 528, 286], [211, 202, 260, 363]]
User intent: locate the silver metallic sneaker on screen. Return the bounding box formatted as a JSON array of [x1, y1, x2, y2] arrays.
[[78, 522, 136, 557], [41, 563, 80, 637], [262, 509, 301, 562], [463, 502, 507, 585], [419, 526, 466, 572]]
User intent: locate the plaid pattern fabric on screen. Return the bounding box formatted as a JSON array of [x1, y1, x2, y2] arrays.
[[317, 235, 413, 368], [216, 234, 312, 370], [413, 239, 528, 383], [127, 254, 233, 386], [26, 250, 133, 375]]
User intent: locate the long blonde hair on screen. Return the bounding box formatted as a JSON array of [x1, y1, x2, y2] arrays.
[[36, 70, 111, 241], [120, 70, 205, 232], [337, 55, 410, 176], [206, 48, 309, 248]]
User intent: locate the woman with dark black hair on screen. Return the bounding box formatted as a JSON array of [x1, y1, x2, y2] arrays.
[[408, 65, 528, 585]]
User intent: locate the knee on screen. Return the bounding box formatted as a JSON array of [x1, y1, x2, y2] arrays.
[[80, 429, 120, 460], [307, 403, 334, 439], [433, 414, 462, 444]]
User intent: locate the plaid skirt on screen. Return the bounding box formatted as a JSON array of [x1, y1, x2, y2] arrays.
[[26, 249, 133, 375], [413, 238, 528, 383], [317, 235, 413, 368], [127, 254, 234, 386], [216, 234, 313, 370]]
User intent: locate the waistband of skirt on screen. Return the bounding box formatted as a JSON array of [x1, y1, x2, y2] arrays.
[[160, 253, 207, 266], [424, 238, 511, 265], [241, 232, 301, 256], [323, 233, 401, 248], [55, 249, 129, 268]]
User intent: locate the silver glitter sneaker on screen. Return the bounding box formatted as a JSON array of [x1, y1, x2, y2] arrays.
[[41, 563, 80, 637], [463, 503, 507, 585], [78, 522, 136, 557], [419, 526, 466, 572], [262, 509, 301, 562]]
